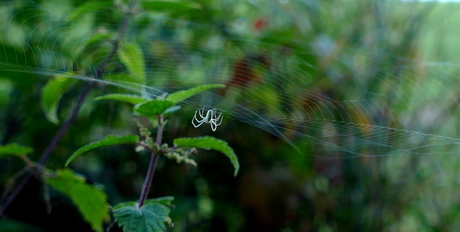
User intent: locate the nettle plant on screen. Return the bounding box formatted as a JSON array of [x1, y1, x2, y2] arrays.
[[0, 84, 239, 232], [0, 1, 240, 231]]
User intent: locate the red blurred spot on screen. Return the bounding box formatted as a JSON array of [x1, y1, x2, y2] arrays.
[[221, 54, 271, 95], [253, 18, 267, 31]]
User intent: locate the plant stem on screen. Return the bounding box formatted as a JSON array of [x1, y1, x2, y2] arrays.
[[38, 83, 94, 164], [0, 0, 138, 219], [138, 115, 164, 207]]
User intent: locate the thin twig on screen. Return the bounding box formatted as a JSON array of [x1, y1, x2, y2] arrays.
[[43, 181, 51, 214], [138, 115, 164, 207], [0, 0, 138, 218], [1, 168, 28, 202], [37, 83, 94, 164]]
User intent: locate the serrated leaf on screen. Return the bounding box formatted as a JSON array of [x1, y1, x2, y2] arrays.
[[41, 76, 76, 124], [113, 197, 174, 232], [173, 136, 239, 176], [0, 144, 33, 159], [95, 94, 148, 105], [118, 43, 146, 85], [142, 0, 201, 13], [66, 2, 113, 22], [166, 84, 225, 104], [65, 135, 139, 167], [45, 169, 109, 232], [134, 100, 175, 118]]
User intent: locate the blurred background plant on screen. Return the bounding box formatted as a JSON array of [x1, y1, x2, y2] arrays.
[[1, 0, 460, 231]]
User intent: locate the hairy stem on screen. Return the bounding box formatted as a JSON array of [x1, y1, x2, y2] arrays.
[[0, 0, 138, 218], [138, 115, 164, 207]]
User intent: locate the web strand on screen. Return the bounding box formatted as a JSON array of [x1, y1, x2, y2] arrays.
[[0, 0, 459, 159]]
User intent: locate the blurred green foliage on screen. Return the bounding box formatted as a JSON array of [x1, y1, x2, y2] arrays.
[[1, 0, 460, 231]]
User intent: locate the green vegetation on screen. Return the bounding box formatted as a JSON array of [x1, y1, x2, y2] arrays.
[[1, 0, 460, 231]]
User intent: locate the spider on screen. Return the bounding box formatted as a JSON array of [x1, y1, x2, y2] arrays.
[[191, 108, 223, 131]]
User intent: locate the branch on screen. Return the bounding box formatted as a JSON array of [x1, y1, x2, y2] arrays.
[[138, 115, 164, 207], [0, 0, 138, 218]]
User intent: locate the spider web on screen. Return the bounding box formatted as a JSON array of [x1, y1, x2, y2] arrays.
[[1, 0, 460, 159]]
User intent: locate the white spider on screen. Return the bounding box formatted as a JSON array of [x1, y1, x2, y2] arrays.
[[192, 108, 223, 131]]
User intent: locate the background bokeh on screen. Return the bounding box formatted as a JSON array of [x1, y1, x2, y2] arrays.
[[1, 0, 460, 231]]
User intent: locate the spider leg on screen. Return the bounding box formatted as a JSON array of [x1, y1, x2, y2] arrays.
[[192, 108, 224, 131], [209, 111, 223, 131], [215, 111, 222, 119], [192, 111, 205, 128], [215, 113, 223, 126], [192, 119, 205, 128], [210, 121, 217, 131], [213, 111, 222, 122], [191, 114, 199, 127], [198, 108, 206, 118]]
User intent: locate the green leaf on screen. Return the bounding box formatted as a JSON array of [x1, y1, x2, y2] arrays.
[[0, 144, 33, 159], [118, 43, 146, 85], [65, 135, 139, 167], [95, 94, 148, 105], [166, 84, 225, 104], [66, 2, 113, 22], [41, 76, 76, 124], [142, 0, 201, 13], [85, 32, 113, 47], [45, 169, 109, 232], [173, 136, 239, 176], [163, 105, 181, 115], [134, 100, 175, 118], [113, 197, 174, 232], [0, 218, 44, 232], [103, 74, 147, 93], [69, 32, 113, 60]]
